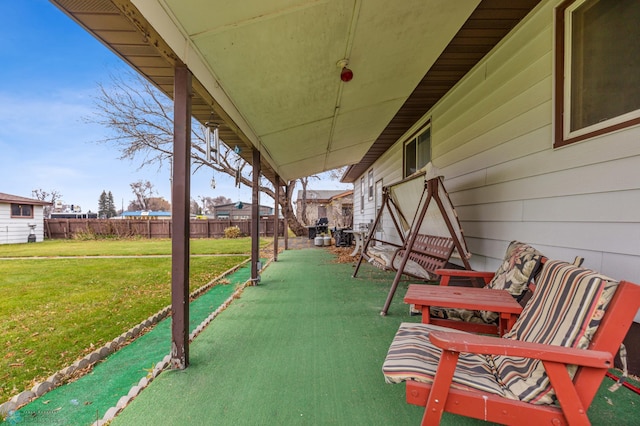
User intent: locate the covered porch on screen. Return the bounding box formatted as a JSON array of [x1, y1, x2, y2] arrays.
[[38, 0, 640, 423], [48, 0, 544, 371], [105, 247, 636, 425]]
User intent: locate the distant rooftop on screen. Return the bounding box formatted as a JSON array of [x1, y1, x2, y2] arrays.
[[121, 211, 171, 217], [296, 189, 353, 201], [0, 192, 50, 205]]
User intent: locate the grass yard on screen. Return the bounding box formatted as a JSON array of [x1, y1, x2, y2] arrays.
[[0, 238, 260, 403], [0, 237, 263, 257]]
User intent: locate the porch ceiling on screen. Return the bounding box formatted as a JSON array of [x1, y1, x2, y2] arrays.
[[51, 0, 540, 185]]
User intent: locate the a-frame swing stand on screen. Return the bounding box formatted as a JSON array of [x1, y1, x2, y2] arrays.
[[353, 175, 472, 315]]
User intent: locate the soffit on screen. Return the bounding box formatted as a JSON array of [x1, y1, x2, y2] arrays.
[[50, 0, 539, 185]]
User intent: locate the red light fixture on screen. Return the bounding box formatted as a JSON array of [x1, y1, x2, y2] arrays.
[[340, 67, 353, 82], [337, 59, 353, 82]]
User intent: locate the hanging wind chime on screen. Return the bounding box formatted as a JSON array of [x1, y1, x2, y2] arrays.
[[233, 145, 243, 209], [205, 121, 220, 164]]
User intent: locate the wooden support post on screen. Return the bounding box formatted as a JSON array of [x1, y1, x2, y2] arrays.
[[284, 184, 289, 250], [273, 176, 280, 261], [251, 148, 261, 283], [170, 65, 191, 369]]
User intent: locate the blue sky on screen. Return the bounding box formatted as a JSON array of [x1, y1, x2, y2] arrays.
[[0, 1, 350, 212]]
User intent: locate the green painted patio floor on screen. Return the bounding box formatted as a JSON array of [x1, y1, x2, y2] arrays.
[[110, 249, 639, 426]]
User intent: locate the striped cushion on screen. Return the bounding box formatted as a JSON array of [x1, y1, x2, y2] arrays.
[[492, 260, 619, 404], [382, 323, 505, 396], [367, 245, 437, 280]]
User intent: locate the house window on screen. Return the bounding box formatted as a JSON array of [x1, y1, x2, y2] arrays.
[[555, 0, 640, 147], [360, 177, 365, 213], [11, 203, 33, 218], [375, 179, 383, 229], [367, 170, 374, 200], [404, 124, 431, 177]]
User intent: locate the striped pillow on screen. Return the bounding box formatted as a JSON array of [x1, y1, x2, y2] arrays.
[[491, 260, 618, 405]]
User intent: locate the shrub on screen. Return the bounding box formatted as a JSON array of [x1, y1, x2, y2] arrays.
[[72, 229, 98, 240], [224, 226, 242, 239]]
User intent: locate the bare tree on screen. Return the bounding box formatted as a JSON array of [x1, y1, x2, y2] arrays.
[[210, 195, 233, 206], [32, 189, 62, 218], [190, 198, 201, 215], [147, 197, 170, 211], [129, 180, 154, 211], [87, 71, 313, 235], [194, 195, 232, 214]]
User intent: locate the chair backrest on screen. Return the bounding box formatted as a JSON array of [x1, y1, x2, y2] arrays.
[[395, 234, 455, 278], [491, 260, 623, 405], [574, 279, 640, 406]]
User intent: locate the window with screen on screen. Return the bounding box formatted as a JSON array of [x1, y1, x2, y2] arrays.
[[404, 124, 431, 177]]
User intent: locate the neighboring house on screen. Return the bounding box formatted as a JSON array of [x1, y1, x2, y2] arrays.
[[211, 202, 273, 220], [296, 190, 353, 228], [344, 0, 640, 327], [0, 192, 50, 244], [121, 211, 172, 220], [50, 212, 99, 219]]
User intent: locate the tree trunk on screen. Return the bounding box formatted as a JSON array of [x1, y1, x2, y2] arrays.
[[278, 181, 306, 236]]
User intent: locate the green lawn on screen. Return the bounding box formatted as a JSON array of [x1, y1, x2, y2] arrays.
[[0, 238, 259, 403], [0, 237, 265, 257]]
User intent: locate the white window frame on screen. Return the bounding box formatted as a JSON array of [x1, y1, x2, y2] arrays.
[[403, 122, 431, 178], [360, 177, 365, 213]]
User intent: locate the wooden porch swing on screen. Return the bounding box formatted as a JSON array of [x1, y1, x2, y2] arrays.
[[352, 164, 472, 315]]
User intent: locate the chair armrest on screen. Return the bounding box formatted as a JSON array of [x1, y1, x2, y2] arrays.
[[428, 330, 612, 368], [436, 269, 495, 279], [436, 269, 495, 286]]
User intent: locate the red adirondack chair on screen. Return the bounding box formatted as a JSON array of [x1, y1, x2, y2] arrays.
[[383, 260, 640, 425]]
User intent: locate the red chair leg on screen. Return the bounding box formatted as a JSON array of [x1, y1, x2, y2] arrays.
[[544, 361, 591, 426], [422, 350, 459, 426]]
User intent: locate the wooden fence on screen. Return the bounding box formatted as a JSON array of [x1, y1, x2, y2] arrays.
[[44, 217, 285, 240]]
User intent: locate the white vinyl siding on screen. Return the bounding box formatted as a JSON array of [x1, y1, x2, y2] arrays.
[[354, 0, 640, 321], [0, 203, 45, 244], [432, 0, 640, 290], [352, 144, 402, 237]]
